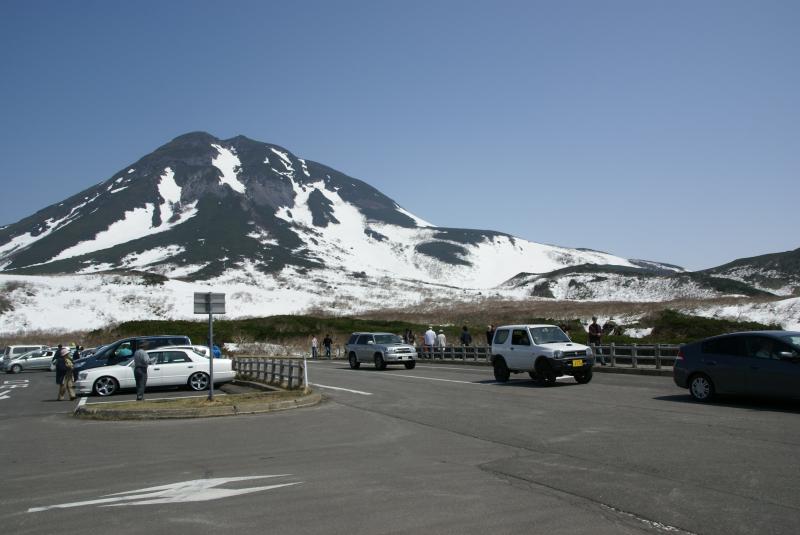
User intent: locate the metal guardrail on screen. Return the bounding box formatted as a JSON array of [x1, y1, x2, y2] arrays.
[[232, 357, 306, 390], [414, 344, 681, 369]]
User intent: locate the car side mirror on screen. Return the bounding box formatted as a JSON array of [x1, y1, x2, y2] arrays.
[[367, 340, 374, 345], [778, 351, 799, 362]]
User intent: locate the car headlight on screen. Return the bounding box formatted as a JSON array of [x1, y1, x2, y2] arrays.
[[585, 347, 593, 357], [79, 372, 88, 380], [553, 350, 563, 359]]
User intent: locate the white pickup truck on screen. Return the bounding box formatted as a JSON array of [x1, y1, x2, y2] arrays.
[[490, 324, 595, 384]]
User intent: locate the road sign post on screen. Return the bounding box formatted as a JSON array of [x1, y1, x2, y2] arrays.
[[194, 292, 226, 400]]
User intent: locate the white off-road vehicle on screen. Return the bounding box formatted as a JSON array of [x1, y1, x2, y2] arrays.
[[490, 324, 594, 384]]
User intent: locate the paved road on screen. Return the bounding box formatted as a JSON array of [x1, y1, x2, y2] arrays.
[[1, 363, 798, 534]]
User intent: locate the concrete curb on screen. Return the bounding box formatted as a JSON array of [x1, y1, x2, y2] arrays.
[[74, 390, 322, 420]]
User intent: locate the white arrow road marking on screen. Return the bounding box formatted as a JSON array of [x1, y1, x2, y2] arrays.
[[28, 475, 301, 512]]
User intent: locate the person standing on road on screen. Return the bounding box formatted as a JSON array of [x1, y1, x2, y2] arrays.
[[311, 336, 319, 359], [486, 325, 495, 346], [589, 316, 606, 366], [55, 347, 75, 401], [133, 342, 151, 401], [460, 326, 472, 347], [423, 326, 436, 358], [436, 329, 446, 353], [323, 334, 333, 359]]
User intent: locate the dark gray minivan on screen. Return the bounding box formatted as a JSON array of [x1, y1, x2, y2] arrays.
[[73, 335, 192, 374]]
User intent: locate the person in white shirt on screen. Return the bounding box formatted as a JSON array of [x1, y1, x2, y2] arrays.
[[436, 330, 446, 350], [423, 327, 436, 358]]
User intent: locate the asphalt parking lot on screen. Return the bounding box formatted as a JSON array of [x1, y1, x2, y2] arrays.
[[1, 362, 799, 535]]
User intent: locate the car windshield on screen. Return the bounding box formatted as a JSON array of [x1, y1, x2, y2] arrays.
[[780, 335, 800, 351], [375, 334, 403, 344], [529, 327, 571, 344]]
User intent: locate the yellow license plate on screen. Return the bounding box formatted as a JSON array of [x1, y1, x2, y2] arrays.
[[572, 359, 584, 367]]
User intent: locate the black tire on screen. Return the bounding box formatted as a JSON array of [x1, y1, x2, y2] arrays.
[[574, 369, 593, 384], [689, 373, 715, 402], [10, 364, 22, 374], [493, 358, 510, 382], [404, 361, 416, 370], [374, 354, 386, 371], [528, 371, 538, 381], [188, 372, 210, 391], [535, 360, 557, 386], [93, 376, 118, 397], [348, 353, 360, 369]]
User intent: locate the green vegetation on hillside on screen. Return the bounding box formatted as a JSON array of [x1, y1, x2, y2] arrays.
[[87, 309, 781, 349]]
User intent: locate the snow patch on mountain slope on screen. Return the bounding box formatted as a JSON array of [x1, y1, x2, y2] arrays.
[[396, 206, 433, 227], [687, 298, 800, 331], [211, 144, 246, 194], [0, 193, 101, 259], [49, 197, 198, 263], [119, 245, 185, 269]]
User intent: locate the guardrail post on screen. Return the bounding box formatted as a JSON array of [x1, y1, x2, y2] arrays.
[[610, 343, 616, 367], [655, 344, 662, 370], [632, 344, 638, 368], [288, 361, 294, 389]]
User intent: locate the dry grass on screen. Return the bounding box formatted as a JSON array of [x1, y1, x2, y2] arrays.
[[88, 390, 301, 411], [348, 296, 782, 326]]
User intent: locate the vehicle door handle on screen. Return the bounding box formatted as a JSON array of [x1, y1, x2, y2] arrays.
[[153, 367, 160, 370], [509, 347, 514, 350], [704, 360, 717, 366], [187, 366, 193, 369]]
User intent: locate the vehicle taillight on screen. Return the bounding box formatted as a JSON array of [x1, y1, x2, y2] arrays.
[[675, 349, 685, 362]]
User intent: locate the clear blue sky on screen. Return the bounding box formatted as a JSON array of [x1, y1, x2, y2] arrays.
[[1, 0, 798, 271]]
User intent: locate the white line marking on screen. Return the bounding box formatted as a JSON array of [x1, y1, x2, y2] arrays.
[[310, 383, 372, 395], [390, 374, 485, 385], [75, 396, 88, 412]]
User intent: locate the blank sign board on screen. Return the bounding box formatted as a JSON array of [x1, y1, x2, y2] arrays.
[[194, 292, 226, 314]]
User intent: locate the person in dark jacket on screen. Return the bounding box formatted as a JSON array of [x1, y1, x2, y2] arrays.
[[132, 341, 151, 401], [588, 316, 606, 365], [486, 325, 495, 346], [460, 326, 472, 347], [323, 334, 333, 359], [55, 347, 75, 401]]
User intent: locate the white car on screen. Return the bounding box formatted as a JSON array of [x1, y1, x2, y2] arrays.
[[490, 324, 595, 384], [75, 347, 235, 397]]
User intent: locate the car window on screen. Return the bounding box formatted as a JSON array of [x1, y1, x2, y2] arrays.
[[166, 351, 192, 363], [375, 334, 403, 344], [780, 335, 800, 352], [511, 329, 531, 346], [701, 336, 745, 356], [114, 342, 134, 358], [529, 327, 570, 344], [356, 334, 372, 345], [347, 334, 358, 345], [169, 337, 191, 346], [744, 336, 785, 360], [494, 329, 509, 344]]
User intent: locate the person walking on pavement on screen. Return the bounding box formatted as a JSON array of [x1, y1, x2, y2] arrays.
[[589, 316, 606, 365], [55, 347, 76, 401], [323, 334, 333, 359], [133, 342, 151, 401], [311, 336, 319, 359]]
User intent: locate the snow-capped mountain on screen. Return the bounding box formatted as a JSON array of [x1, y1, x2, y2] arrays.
[[0, 132, 644, 288], [1, 131, 796, 333]]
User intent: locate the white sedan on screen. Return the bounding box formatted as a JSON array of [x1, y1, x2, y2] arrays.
[[75, 347, 235, 397]]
